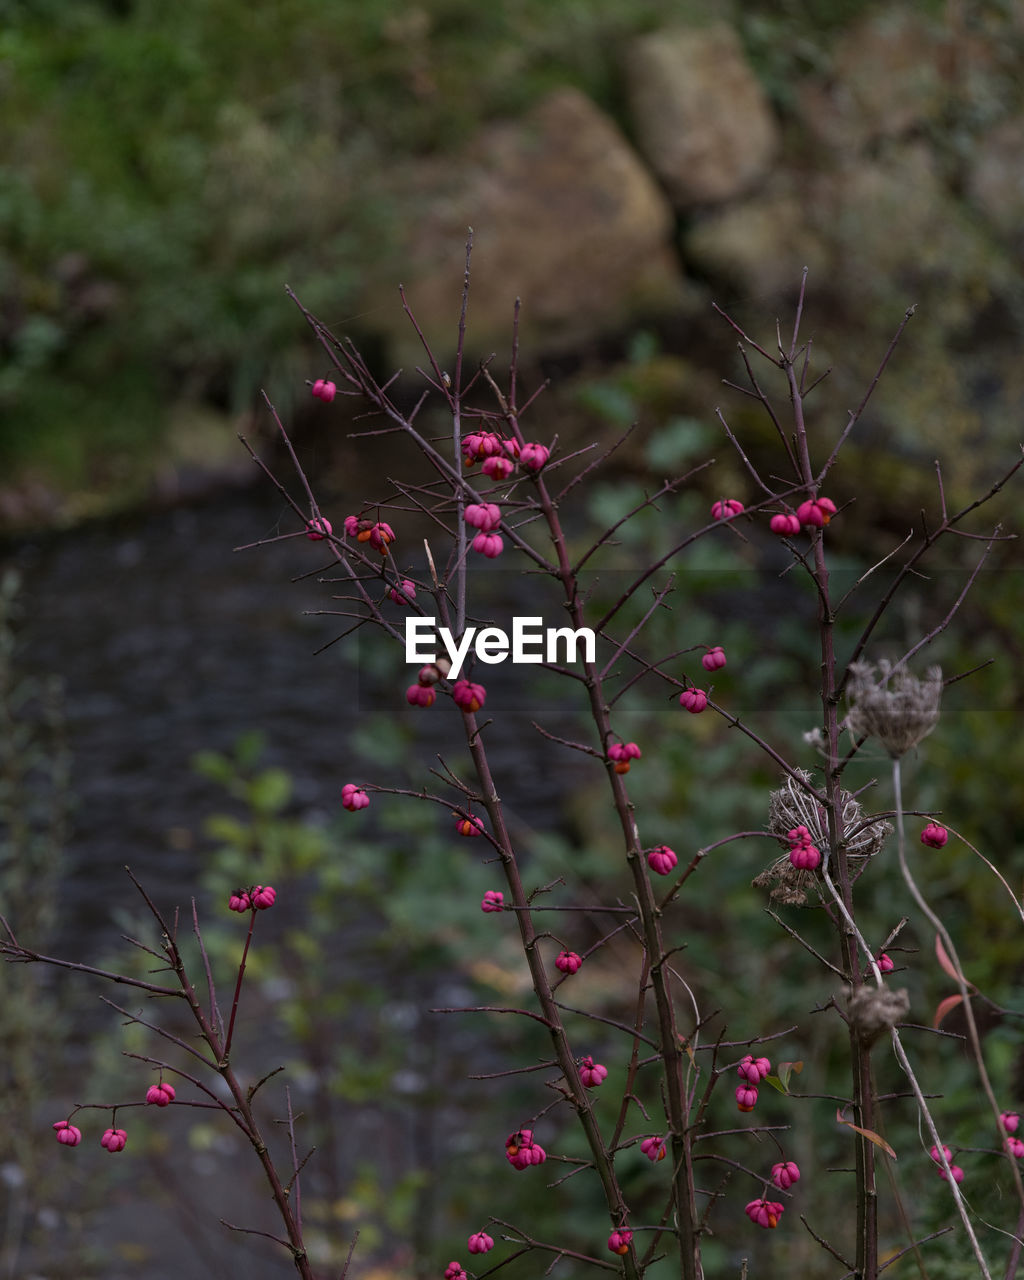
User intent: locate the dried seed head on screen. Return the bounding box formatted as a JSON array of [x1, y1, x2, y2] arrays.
[[845, 661, 942, 758], [844, 982, 911, 1046]]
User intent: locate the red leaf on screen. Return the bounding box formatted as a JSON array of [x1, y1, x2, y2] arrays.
[[836, 1108, 897, 1159], [934, 934, 964, 984], [933, 993, 964, 1029]]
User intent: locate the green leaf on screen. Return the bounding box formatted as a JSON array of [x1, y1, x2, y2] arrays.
[[246, 767, 291, 815]]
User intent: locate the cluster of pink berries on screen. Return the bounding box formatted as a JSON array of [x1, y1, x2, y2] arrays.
[[930, 1144, 964, 1183], [53, 1121, 130, 1152], [505, 1128, 546, 1170], [481, 890, 504, 913], [343, 514, 395, 554], [461, 431, 550, 479], [921, 821, 948, 848], [407, 664, 441, 708], [647, 845, 678, 877], [555, 950, 583, 974], [579, 1056, 608, 1088], [785, 825, 822, 871], [736, 1054, 771, 1112], [227, 885, 276, 913], [608, 741, 641, 774], [711, 496, 839, 534], [342, 783, 369, 812], [465, 502, 503, 558], [1002, 1111, 1024, 1158], [310, 378, 336, 402]]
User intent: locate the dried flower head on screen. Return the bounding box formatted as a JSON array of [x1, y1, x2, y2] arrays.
[[845, 661, 942, 758], [754, 770, 892, 904], [844, 982, 911, 1046]]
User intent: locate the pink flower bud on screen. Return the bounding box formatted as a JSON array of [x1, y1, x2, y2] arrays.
[[788, 842, 821, 871], [452, 680, 486, 712], [607, 1229, 633, 1255], [920, 822, 948, 848], [735, 1084, 758, 1112], [607, 742, 642, 773], [306, 516, 332, 541], [228, 890, 251, 913], [519, 442, 550, 472], [481, 890, 504, 913], [467, 1231, 494, 1255], [555, 950, 583, 974], [101, 1127, 128, 1153], [647, 845, 678, 876], [444, 1265, 467, 1280], [311, 379, 336, 402], [406, 683, 437, 708], [579, 1056, 608, 1087], [702, 646, 726, 672], [456, 814, 485, 837], [640, 1135, 667, 1162], [877, 953, 894, 973], [769, 512, 801, 536], [388, 579, 416, 605], [53, 1121, 82, 1147], [252, 884, 276, 910], [679, 688, 707, 714], [471, 531, 504, 558], [482, 454, 514, 480], [464, 503, 502, 531], [1001, 1111, 1020, 1134], [737, 1054, 771, 1082], [796, 496, 837, 528], [770, 1160, 800, 1189], [341, 783, 369, 811], [711, 498, 744, 520], [745, 1198, 784, 1229], [146, 1082, 176, 1107]]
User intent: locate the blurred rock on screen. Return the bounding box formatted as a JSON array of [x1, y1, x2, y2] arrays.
[[624, 23, 779, 207], [365, 87, 689, 366]]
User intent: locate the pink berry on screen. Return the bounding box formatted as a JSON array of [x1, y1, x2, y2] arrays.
[[877, 953, 894, 973], [647, 845, 678, 876], [388, 579, 416, 605], [482, 454, 514, 480], [146, 1082, 175, 1107], [343, 515, 361, 537], [745, 1198, 784, 1229], [769, 512, 802, 536], [452, 680, 486, 713], [784, 826, 811, 847], [471, 531, 504, 558], [505, 1129, 546, 1169], [444, 1265, 467, 1280], [736, 1084, 759, 1112], [607, 1229, 633, 1255], [711, 498, 744, 520], [228, 890, 251, 913], [579, 1056, 608, 1087], [788, 842, 821, 871], [53, 1121, 82, 1147], [252, 884, 276, 910], [464, 502, 502, 531], [1008, 1137, 1024, 1159], [939, 1164, 965, 1183], [679, 688, 707, 714], [607, 742, 642, 774], [796, 496, 837, 528], [341, 783, 370, 811], [406, 683, 436, 708], [930, 1144, 952, 1164], [737, 1054, 771, 1082], [481, 890, 504, 913], [100, 1127, 128, 1153], [920, 822, 948, 848], [467, 1231, 494, 1254], [702, 646, 726, 672], [770, 1160, 800, 1189], [640, 1135, 667, 1162], [367, 521, 394, 553], [555, 950, 583, 975], [306, 516, 332, 541], [519, 442, 550, 472], [311, 379, 336, 402], [456, 814, 485, 837], [1001, 1112, 1020, 1134]]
